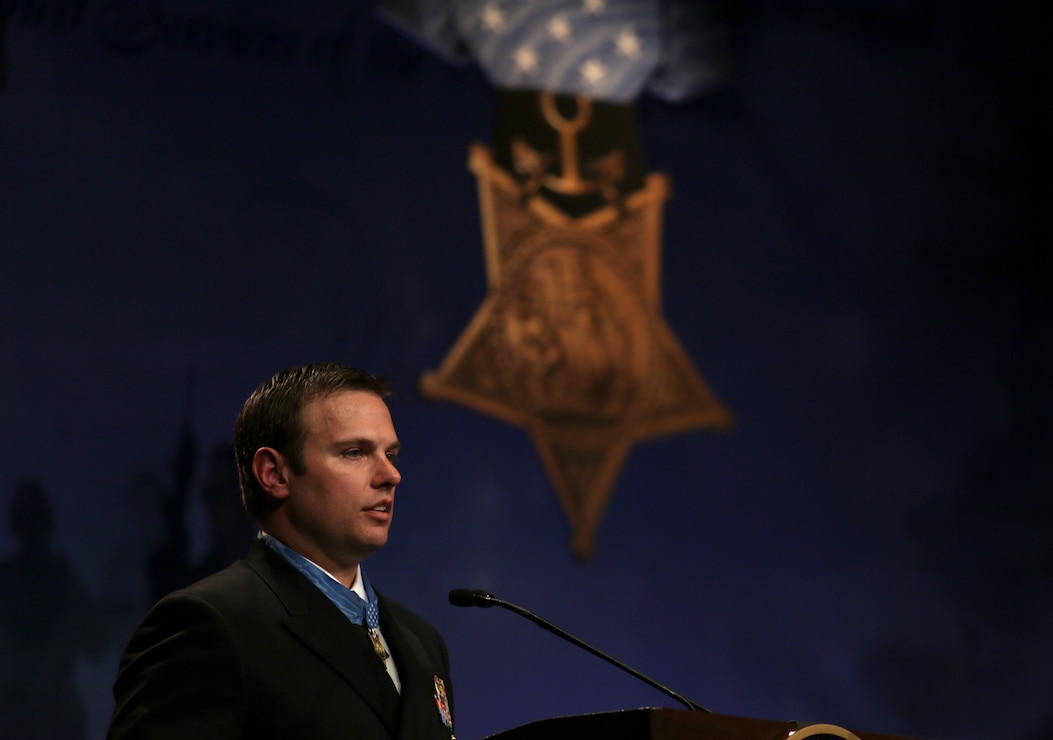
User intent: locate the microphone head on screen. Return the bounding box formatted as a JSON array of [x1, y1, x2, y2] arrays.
[[448, 588, 496, 607]]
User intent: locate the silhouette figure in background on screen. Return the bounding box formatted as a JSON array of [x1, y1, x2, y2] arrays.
[[189, 444, 256, 583], [0, 479, 105, 740], [145, 396, 197, 602], [145, 441, 255, 599], [141, 370, 253, 601]]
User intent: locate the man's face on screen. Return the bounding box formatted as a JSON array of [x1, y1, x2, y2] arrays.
[[281, 390, 401, 574]]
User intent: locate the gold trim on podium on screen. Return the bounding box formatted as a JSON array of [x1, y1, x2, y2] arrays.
[[787, 724, 863, 739]]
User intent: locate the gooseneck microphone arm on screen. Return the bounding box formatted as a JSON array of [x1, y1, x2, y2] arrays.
[[448, 588, 711, 713]]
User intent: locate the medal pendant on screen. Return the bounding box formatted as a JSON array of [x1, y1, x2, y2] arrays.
[[367, 628, 389, 661]]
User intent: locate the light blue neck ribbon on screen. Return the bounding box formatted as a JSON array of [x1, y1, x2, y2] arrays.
[[260, 533, 380, 631]]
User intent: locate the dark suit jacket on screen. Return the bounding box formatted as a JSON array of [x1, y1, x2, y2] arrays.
[[108, 540, 454, 740]]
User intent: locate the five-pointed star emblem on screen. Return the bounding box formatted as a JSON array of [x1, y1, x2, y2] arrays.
[[421, 142, 733, 558]]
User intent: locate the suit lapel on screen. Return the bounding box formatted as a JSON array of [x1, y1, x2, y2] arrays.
[[246, 542, 401, 734], [379, 597, 449, 740]]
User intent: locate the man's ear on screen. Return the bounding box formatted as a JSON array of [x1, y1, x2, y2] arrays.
[[252, 447, 291, 502]]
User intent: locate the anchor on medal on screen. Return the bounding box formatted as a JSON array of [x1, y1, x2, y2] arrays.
[[510, 93, 626, 207]]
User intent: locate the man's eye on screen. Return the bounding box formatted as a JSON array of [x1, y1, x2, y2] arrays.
[[342, 449, 363, 459], [386, 452, 399, 464]]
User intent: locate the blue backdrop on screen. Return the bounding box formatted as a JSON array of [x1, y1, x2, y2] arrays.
[[0, 2, 1050, 740]]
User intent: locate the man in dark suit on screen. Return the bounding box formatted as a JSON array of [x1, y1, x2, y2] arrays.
[[108, 363, 456, 740]]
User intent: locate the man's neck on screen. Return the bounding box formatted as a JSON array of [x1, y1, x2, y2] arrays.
[[259, 530, 361, 589]]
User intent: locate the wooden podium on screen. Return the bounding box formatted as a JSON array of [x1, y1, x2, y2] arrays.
[[483, 707, 924, 740]]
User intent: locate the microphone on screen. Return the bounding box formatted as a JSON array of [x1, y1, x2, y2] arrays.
[[448, 588, 711, 713]]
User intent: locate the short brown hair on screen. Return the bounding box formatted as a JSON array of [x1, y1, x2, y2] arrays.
[[233, 363, 393, 520]]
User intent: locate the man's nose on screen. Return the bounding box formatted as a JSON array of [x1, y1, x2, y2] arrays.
[[376, 456, 401, 486]]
